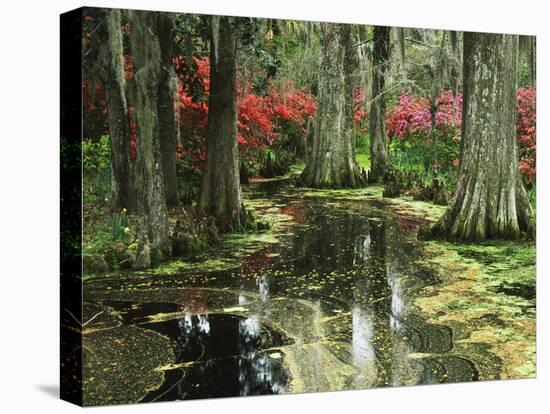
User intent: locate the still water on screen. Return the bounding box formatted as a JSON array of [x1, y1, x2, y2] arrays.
[[84, 181, 479, 403]]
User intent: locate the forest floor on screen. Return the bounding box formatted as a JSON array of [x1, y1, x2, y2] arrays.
[[80, 172, 536, 406]]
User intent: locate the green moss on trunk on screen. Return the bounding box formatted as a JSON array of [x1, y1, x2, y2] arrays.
[[127, 10, 171, 267], [420, 33, 534, 242], [369, 26, 392, 183], [199, 17, 253, 232], [300, 23, 366, 189]]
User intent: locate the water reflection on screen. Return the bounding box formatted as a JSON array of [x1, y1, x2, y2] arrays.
[[388, 269, 405, 333], [137, 310, 289, 401], [174, 313, 211, 362], [281, 205, 416, 387], [126, 186, 470, 401], [257, 275, 270, 302], [289, 204, 367, 273], [238, 315, 284, 395], [351, 306, 376, 384], [299, 212, 418, 387], [353, 234, 371, 265]]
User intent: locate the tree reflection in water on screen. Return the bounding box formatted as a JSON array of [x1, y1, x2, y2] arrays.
[[239, 316, 274, 395], [351, 305, 376, 385], [257, 274, 269, 303], [238, 272, 286, 395], [127, 190, 466, 402], [350, 217, 417, 387], [175, 312, 211, 361]]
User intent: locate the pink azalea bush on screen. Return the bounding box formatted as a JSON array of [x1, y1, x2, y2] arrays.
[[516, 87, 536, 184], [386, 90, 463, 173]]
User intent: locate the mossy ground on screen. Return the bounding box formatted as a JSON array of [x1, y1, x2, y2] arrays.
[[414, 239, 536, 379], [84, 187, 294, 281]]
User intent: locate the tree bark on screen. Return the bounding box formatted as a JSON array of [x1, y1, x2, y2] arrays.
[[420, 32, 534, 241], [396, 27, 406, 77], [519, 35, 536, 87], [304, 116, 315, 165], [104, 9, 136, 211], [369, 26, 392, 183], [156, 13, 178, 207], [300, 23, 365, 188], [127, 10, 171, 267], [530, 37, 536, 87], [199, 16, 248, 231], [449, 31, 462, 114]]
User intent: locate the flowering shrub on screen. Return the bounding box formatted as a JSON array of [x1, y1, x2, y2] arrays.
[[386, 88, 536, 184], [238, 93, 276, 149], [386, 90, 462, 174], [516, 87, 536, 184], [176, 57, 317, 172], [83, 54, 376, 178], [434, 90, 462, 141], [82, 80, 109, 139], [353, 86, 368, 132], [123, 54, 134, 79], [269, 83, 317, 135], [386, 94, 432, 141], [386, 91, 463, 143], [83, 81, 108, 115], [127, 106, 137, 160], [175, 57, 210, 171]]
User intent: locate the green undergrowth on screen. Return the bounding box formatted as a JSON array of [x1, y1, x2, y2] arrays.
[[84, 192, 294, 281], [355, 152, 370, 170]]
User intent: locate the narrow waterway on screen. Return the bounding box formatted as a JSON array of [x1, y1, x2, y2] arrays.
[[82, 180, 518, 405]]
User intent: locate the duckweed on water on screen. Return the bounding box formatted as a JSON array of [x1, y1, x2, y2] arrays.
[[415, 239, 535, 379], [83, 179, 536, 403]]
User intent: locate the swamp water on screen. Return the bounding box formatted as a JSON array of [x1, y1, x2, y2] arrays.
[[82, 180, 535, 405]]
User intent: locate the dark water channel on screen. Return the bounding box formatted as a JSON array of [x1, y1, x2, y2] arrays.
[[86, 180, 479, 403]]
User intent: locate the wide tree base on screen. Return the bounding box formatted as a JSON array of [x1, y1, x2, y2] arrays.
[[368, 159, 393, 185], [418, 219, 535, 242], [380, 167, 401, 197], [418, 189, 535, 242], [201, 203, 270, 235], [299, 165, 367, 189], [222, 206, 254, 233], [134, 237, 172, 270]]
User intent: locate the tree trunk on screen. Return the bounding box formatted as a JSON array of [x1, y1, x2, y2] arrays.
[[304, 116, 315, 165], [519, 35, 536, 87], [199, 16, 248, 231], [529, 36, 537, 88], [128, 10, 171, 267], [420, 32, 534, 241], [156, 13, 178, 207], [104, 9, 135, 211], [396, 27, 406, 77], [530, 37, 536, 87], [369, 26, 392, 183], [449, 31, 462, 115], [300, 23, 365, 188]]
